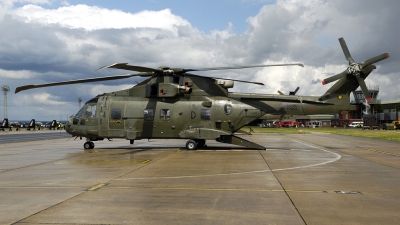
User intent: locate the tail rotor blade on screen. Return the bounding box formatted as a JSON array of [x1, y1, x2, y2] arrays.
[[339, 37, 355, 64], [362, 53, 390, 68], [322, 70, 347, 85], [356, 76, 372, 102]]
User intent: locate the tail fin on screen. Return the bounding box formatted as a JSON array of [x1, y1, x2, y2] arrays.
[[50, 120, 57, 129], [29, 119, 35, 128], [1, 118, 9, 128]]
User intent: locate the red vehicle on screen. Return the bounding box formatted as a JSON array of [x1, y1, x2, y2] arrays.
[[282, 121, 297, 127], [274, 120, 297, 127]]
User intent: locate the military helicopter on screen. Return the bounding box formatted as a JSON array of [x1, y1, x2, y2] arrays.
[[15, 37, 389, 150]]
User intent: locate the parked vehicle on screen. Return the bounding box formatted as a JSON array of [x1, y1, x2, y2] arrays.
[[382, 121, 400, 130], [349, 122, 363, 128], [307, 121, 322, 128], [282, 120, 297, 127], [362, 116, 380, 130]]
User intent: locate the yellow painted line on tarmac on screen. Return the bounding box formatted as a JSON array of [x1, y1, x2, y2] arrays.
[[55, 159, 151, 165], [109, 186, 326, 193], [2, 185, 323, 193], [0, 185, 330, 193], [0, 186, 84, 189], [87, 183, 106, 191], [362, 148, 400, 157]]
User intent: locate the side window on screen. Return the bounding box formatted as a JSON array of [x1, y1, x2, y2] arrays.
[[144, 109, 154, 121], [160, 109, 170, 121], [224, 104, 233, 115], [201, 109, 211, 120], [111, 108, 121, 120]]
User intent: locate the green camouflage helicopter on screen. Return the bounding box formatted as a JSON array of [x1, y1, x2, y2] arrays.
[[15, 37, 389, 150]]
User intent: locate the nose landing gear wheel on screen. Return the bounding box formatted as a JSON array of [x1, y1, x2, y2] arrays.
[[186, 140, 198, 150], [84, 141, 95, 149]]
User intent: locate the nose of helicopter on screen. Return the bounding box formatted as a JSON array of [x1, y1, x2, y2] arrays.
[[65, 119, 74, 135]]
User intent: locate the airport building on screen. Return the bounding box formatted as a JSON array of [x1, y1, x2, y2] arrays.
[[258, 86, 400, 128], [304, 86, 400, 127]]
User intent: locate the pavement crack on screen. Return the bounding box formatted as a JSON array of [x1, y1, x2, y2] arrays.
[[258, 150, 308, 225], [10, 192, 87, 225]]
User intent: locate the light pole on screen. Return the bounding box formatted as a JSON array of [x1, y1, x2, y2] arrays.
[[1, 85, 10, 119]]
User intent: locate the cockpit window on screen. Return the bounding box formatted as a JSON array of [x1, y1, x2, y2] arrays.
[[75, 103, 97, 118]]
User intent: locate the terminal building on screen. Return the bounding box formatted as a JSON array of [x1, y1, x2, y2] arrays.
[[322, 86, 399, 127]]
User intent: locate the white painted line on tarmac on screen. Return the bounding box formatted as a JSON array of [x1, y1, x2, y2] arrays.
[[115, 139, 341, 180], [272, 140, 341, 171]]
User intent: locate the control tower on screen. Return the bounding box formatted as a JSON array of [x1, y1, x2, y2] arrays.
[[352, 85, 380, 117], [353, 85, 380, 104]]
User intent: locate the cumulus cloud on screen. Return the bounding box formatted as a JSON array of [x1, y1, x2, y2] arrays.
[[12, 4, 191, 33], [0, 68, 37, 79], [26, 92, 67, 106], [0, 0, 51, 8], [0, 0, 399, 120]]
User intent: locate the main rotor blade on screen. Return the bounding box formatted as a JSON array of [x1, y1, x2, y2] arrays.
[[213, 78, 264, 86], [97, 63, 155, 72], [189, 74, 264, 86], [184, 63, 304, 72], [356, 76, 371, 102], [322, 70, 347, 85], [15, 73, 141, 93], [362, 53, 390, 68], [339, 37, 355, 64]]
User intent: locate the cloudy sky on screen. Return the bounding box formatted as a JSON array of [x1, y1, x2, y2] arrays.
[[0, 0, 399, 121]]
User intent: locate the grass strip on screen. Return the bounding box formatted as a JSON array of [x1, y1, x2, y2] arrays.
[[240, 126, 400, 142]]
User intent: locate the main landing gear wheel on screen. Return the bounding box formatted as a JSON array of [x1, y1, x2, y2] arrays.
[[186, 139, 198, 150], [84, 141, 95, 149]]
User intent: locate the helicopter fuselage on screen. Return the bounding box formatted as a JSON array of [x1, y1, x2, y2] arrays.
[[66, 94, 265, 141]]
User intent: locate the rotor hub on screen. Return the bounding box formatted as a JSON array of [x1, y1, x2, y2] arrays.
[[347, 63, 362, 77], [163, 69, 175, 75]]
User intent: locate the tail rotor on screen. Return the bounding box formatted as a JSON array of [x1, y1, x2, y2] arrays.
[[321, 37, 389, 102]]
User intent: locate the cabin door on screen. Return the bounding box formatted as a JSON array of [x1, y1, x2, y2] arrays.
[[108, 101, 125, 137], [124, 104, 143, 140]]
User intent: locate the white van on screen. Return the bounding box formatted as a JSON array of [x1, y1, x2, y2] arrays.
[[307, 121, 322, 127], [348, 122, 363, 128]]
